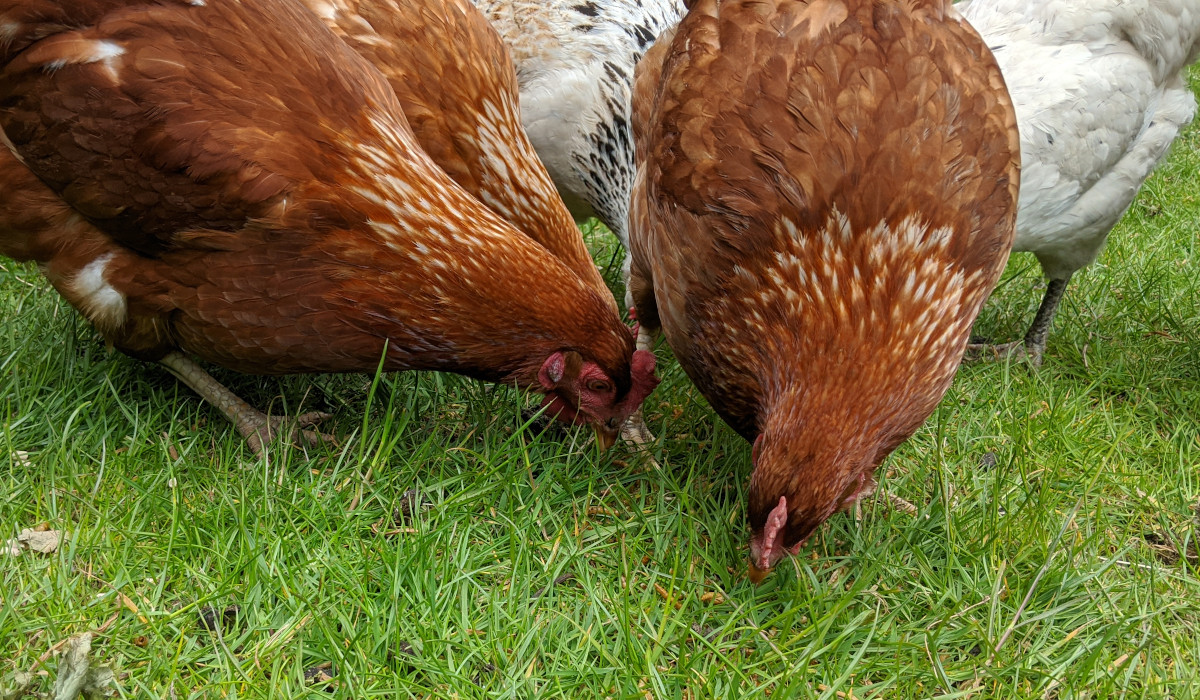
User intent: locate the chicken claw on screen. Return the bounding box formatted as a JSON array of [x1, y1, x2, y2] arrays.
[[963, 276, 1071, 366], [158, 352, 336, 455], [618, 411, 659, 470], [962, 339, 1033, 365], [239, 411, 337, 456], [620, 410, 656, 447]]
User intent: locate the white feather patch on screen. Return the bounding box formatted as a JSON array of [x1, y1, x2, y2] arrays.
[[72, 254, 127, 332], [0, 20, 19, 49]]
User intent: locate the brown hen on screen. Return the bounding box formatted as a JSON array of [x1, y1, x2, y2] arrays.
[[629, 0, 1020, 579], [0, 0, 657, 453]]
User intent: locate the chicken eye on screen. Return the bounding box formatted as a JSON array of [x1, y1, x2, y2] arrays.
[[586, 379, 612, 393]]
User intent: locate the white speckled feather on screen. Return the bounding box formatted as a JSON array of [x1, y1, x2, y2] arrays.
[[961, 0, 1200, 279], [471, 0, 685, 245]]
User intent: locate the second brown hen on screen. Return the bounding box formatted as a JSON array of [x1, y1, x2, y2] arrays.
[[629, 0, 1020, 579], [0, 0, 656, 452]]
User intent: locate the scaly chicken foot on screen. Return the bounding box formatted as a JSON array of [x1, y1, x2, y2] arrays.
[[158, 352, 335, 455], [1019, 275, 1071, 365], [964, 275, 1070, 367], [620, 408, 659, 471], [620, 412, 656, 446]]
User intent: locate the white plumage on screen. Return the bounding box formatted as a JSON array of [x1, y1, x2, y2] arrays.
[[961, 0, 1200, 362], [471, 0, 685, 251]]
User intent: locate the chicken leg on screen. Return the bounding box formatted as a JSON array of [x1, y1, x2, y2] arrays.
[[619, 324, 658, 450], [964, 275, 1070, 367], [158, 352, 334, 455]]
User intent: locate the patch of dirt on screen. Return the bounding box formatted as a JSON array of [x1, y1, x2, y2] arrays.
[[303, 662, 336, 691], [1143, 531, 1198, 566], [197, 605, 240, 636]]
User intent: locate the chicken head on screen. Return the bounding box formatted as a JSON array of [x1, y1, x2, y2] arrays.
[[746, 432, 880, 582], [538, 348, 658, 449]]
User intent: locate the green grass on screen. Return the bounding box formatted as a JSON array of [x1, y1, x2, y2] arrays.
[[4, 88, 1200, 700]]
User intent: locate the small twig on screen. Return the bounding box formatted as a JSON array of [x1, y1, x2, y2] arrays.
[[531, 572, 576, 600], [12, 629, 44, 661], [1108, 653, 1131, 673], [27, 637, 73, 675], [888, 493, 922, 517], [373, 526, 417, 536], [924, 633, 953, 695], [94, 610, 121, 634], [755, 627, 783, 659], [1, 261, 37, 288], [76, 564, 150, 624], [1114, 560, 1154, 571], [346, 464, 374, 512], [993, 554, 1056, 657], [23, 615, 114, 678]]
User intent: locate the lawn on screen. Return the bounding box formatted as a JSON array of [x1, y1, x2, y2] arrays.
[[3, 82, 1199, 700]]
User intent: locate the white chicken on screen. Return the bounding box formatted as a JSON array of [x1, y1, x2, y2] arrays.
[[960, 0, 1200, 363], [470, 0, 685, 253]]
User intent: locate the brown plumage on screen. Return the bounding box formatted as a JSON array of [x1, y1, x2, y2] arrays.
[[629, 0, 1019, 579], [301, 0, 618, 313], [0, 0, 657, 452]]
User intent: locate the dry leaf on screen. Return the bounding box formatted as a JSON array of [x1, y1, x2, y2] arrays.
[[161, 433, 179, 461], [6, 528, 63, 556], [25, 530, 60, 553], [1, 671, 34, 700], [52, 633, 115, 700]]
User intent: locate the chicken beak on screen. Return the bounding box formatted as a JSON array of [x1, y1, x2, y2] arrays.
[[747, 561, 773, 585], [594, 425, 618, 451]]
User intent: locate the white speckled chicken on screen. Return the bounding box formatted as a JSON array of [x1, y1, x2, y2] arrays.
[[961, 0, 1200, 364], [471, 0, 685, 251]]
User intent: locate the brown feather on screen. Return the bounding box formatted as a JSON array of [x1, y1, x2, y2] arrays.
[[303, 0, 617, 314]]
